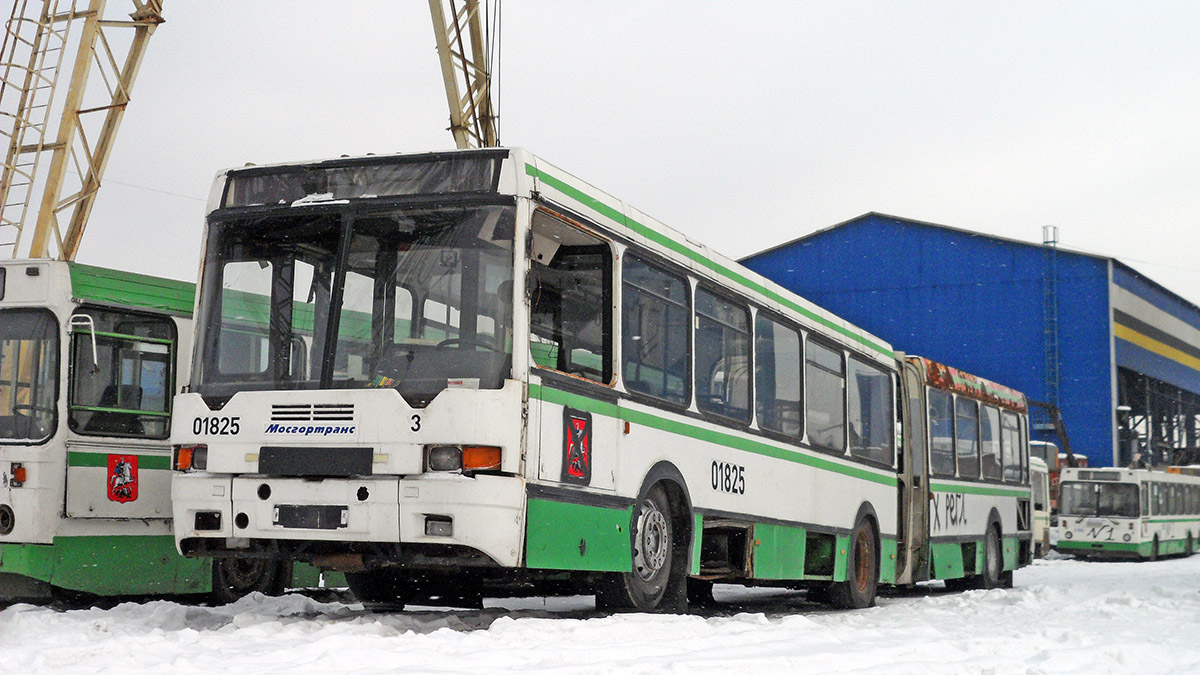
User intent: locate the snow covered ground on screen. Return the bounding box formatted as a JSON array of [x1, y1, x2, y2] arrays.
[[4, 554, 1200, 674]]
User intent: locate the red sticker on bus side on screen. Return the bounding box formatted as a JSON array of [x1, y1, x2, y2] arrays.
[[562, 409, 592, 485], [107, 454, 138, 503]]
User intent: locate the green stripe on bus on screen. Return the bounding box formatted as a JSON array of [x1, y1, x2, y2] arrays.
[[67, 451, 171, 471], [1055, 539, 1141, 553], [0, 535, 210, 596], [525, 163, 894, 359], [529, 383, 898, 487], [525, 498, 632, 572], [929, 481, 1031, 498]]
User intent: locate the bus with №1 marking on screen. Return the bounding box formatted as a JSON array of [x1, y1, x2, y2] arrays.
[[1055, 467, 1200, 560], [170, 148, 1031, 611], [0, 260, 306, 604]]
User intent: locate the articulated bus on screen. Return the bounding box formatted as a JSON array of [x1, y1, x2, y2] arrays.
[[171, 148, 1032, 610], [1056, 467, 1200, 560], [0, 261, 299, 603]]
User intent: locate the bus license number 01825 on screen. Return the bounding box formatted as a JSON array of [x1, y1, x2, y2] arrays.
[[711, 461, 745, 495], [193, 416, 240, 436]]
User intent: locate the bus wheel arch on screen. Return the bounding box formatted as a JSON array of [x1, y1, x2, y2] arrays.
[[597, 462, 692, 612]]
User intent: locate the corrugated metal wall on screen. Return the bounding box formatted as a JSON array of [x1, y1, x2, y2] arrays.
[[742, 213, 1116, 465]]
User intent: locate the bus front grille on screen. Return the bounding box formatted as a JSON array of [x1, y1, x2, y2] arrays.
[[270, 403, 355, 422]]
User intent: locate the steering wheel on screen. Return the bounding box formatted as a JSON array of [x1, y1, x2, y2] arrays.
[[435, 336, 503, 352]]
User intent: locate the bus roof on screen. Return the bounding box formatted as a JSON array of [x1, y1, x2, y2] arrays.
[[910, 355, 1027, 412], [68, 262, 194, 317]]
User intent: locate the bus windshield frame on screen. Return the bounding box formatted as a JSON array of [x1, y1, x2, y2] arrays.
[[192, 195, 517, 407], [1059, 480, 1140, 518]]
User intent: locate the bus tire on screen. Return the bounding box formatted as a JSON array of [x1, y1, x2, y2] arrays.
[[979, 527, 1004, 589], [828, 516, 878, 609], [211, 558, 291, 605], [597, 483, 686, 612], [345, 569, 408, 610]]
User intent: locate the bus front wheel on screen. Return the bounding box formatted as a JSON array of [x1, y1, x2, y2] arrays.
[[828, 517, 878, 609], [597, 483, 686, 612], [211, 558, 290, 605]]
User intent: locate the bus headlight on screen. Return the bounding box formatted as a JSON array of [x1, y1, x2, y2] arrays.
[[173, 445, 208, 472], [427, 445, 462, 472], [425, 445, 501, 473], [1064, 531, 1073, 539], [1123, 534, 1131, 542]]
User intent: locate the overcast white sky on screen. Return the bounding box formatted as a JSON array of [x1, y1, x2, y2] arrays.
[[73, 2, 1200, 306]]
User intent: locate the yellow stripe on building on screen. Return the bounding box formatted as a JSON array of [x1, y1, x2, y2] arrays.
[[1114, 323, 1200, 373]]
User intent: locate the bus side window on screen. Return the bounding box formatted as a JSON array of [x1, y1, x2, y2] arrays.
[[1000, 411, 1022, 483], [980, 405, 1002, 480], [955, 397, 980, 479], [846, 357, 893, 465], [622, 255, 689, 404], [804, 340, 845, 452], [694, 287, 750, 422], [755, 314, 802, 438], [528, 211, 613, 384], [928, 389, 956, 477]]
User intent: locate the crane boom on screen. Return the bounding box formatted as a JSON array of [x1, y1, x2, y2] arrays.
[[429, 0, 497, 149], [0, 0, 163, 260]]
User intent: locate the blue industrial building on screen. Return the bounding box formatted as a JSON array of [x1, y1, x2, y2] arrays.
[[741, 212, 1200, 468]]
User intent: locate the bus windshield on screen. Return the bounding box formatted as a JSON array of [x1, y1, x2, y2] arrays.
[[193, 203, 515, 406], [0, 308, 58, 443], [1059, 481, 1140, 518]]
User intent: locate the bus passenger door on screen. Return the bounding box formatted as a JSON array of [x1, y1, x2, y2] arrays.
[[897, 358, 931, 583], [528, 209, 617, 491]]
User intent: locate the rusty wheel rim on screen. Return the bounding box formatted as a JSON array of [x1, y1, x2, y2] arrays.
[[853, 528, 871, 592]]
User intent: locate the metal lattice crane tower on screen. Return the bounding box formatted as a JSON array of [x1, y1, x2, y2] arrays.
[[429, 0, 498, 149], [0, 0, 163, 260]]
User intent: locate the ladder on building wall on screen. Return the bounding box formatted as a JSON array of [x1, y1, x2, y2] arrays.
[[1042, 225, 1060, 408]]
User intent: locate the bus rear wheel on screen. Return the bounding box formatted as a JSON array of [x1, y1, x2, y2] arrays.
[[597, 483, 686, 612], [977, 527, 1004, 589], [211, 558, 290, 605], [828, 517, 878, 609]]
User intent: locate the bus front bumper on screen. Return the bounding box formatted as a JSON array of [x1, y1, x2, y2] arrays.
[[173, 472, 526, 568]]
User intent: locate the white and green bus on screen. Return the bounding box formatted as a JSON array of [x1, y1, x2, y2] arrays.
[[171, 149, 1032, 610], [1056, 467, 1200, 560], [0, 260, 299, 603]]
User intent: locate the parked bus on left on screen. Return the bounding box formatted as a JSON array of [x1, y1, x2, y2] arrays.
[[0, 260, 304, 604]]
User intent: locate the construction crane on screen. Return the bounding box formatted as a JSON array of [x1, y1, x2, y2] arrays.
[[0, 0, 489, 262], [0, 0, 163, 261], [428, 0, 498, 149]]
